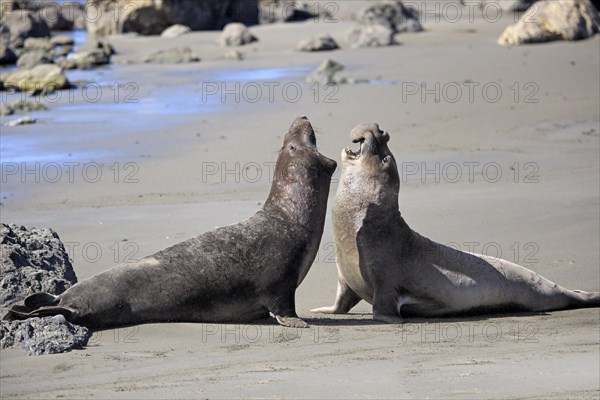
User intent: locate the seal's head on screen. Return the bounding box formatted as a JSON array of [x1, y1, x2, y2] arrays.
[[335, 123, 399, 214], [266, 116, 337, 222], [343, 123, 398, 186]]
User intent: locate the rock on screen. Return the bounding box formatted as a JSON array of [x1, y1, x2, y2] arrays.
[[346, 1, 422, 48], [296, 34, 339, 51], [346, 24, 396, 48], [306, 58, 346, 86], [143, 47, 200, 64], [0, 317, 91, 355], [218, 23, 257, 47], [60, 50, 110, 69], [58, 38, 114, 68], [223, 49, 244, 60], [498, 0, 600, 45], [1, 10, 50, 48], [59, 2, 86, 30], [160, 24, 191, 38], [36, 4, 73, 31], [0, 100, 48, 116], [479, 0, 538, 12], [77, 38, 115, 56], [86, 0, 259, 37], [50, 34, 74, 47], [16, 49, 52, 69], [259, 0, 317, 23], [0, 40, 17, 65], [1, 64, 69, 92], [4, 116, 37, 126], [0, 224, 77, 316], [354, 1, 423, 33], [23, 37, 53, 52]]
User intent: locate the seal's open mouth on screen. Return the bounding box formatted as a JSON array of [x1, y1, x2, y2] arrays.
[[344, 139, 363, 159]]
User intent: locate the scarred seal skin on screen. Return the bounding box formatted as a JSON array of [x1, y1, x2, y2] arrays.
[[4, 116, 337, 329], [312, 123, 599, 323]]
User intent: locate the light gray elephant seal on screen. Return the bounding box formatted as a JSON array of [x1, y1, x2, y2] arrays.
[[312, 123, 600, 323], [4, 116, 337, 329]]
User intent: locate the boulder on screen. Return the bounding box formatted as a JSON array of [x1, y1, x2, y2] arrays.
[[86, 0, 259, 37], [60, 50, 109, 69], [354, 1, 423, 33], [23, 37, 53, 51], [347, 24, 396, 48], [259, 0, 317, 23], [479, 0, 538, 12], [143, 46, 200, 64], [0, 224, 77, 316], [16, 49, 52, 69], [1, 63, 69, 92], [0, 39, 17, 65], [161, 24, 192, 38], [1, 10, 50, 48], [306, 58, 345, 86], [36, 4, 73, 31], [498, 0, 600, 45], [223, 49, 244, 60], [0, 316, 91, 355], [61, 2, 86, 30], [346, 1, 422, 48], [218, 23, 257, 46], [296, 34, 339, 51]]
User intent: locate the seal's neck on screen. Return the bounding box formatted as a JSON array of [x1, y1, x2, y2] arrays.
[[263, 176, 331, 232]]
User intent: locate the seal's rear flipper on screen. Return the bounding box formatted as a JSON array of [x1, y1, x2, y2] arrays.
[[24, 292, 59, 309], [3, 304, 76, 322]]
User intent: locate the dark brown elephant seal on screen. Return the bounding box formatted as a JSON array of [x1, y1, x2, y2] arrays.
[[312, 123, 600, 323], [4, 116, 337, 329]]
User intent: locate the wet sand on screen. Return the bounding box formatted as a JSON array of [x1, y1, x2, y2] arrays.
[[1, 9, 599, 400]]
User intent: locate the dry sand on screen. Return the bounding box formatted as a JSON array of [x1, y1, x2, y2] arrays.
[[1, 6, 599, 399]]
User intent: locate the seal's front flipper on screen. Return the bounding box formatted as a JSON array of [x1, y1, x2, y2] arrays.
[[311, 276, 361, 314], [373, 313, 404, 324], [267, 292, 309, 328], [275, 315, 309, 328]]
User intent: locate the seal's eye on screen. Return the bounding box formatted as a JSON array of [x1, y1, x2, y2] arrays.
[[382, 156, 391, 164], [288, 144, 296, 151]]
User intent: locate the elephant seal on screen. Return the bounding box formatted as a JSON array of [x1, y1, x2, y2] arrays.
[[5, 116, 337, 329], [312, 123, 600, 323]]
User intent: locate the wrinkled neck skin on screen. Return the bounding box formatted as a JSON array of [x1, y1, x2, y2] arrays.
[[335, 164, 400, 230], [263, 151, 333, 234]]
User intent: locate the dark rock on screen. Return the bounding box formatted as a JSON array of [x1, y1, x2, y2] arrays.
[[86, 0, 259, 37], [0, 316, 91, 355], [36, 4, 73, 31], [1, 10, 50, 48], [0, 223, 77, 315], [346, 1, 422, 48]]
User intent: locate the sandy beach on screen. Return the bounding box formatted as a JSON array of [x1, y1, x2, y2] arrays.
[[1, 4, 599, 399]]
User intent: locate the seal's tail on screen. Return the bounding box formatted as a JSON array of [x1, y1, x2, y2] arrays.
[[3, 293, 74, 322], [565, 290, 600, 309]]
